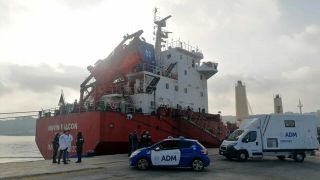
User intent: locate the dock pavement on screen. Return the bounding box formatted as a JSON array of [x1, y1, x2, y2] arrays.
[[1, 149, 320, 180]]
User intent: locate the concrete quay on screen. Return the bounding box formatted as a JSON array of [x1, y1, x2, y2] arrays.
[[1, 149, 320, 180]]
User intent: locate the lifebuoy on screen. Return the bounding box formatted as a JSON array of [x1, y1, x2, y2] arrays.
[[127, 114, 133, 120], [111, 103, 116, 110]]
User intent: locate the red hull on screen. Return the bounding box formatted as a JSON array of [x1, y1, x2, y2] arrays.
[[36, 111, 228, 159]]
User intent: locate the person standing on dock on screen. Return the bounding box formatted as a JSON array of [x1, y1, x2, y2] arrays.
[[128, 131, 138, 156], [52, 133, 60, 163], [140, 131, 151, 148], [146, 131, 152, 146], [76, 132, 84, 163], [139, 131, 146, 148], [58, 130, 68, 164], [66, 130, 73, 162], [132, 131, 139, 151]]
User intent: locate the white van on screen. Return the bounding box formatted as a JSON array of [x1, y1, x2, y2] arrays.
[[219, 114, 319, 162]]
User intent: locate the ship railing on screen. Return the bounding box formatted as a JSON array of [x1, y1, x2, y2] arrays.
[[134, 63, 160, 74], [134, 62, 178, 80], [164, 40, 203, 58], [38, 107, 63, 118]]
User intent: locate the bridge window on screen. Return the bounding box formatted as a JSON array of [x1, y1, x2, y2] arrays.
[[175, 85, 179, 91], [184, 88, 187, 94], [184, 70, 187, 75], [165, 83, 169, 89], [200, 75, 203, 80], [285, 120, 295, 127]]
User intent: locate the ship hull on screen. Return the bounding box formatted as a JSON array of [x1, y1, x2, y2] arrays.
[[36, 111, 226, 159]]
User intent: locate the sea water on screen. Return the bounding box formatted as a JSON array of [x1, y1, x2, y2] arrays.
[[0, 136, 43, 163]]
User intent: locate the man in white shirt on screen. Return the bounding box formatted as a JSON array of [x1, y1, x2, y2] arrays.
[[58, 130, 69, 164], [66, 130, 73, 161]]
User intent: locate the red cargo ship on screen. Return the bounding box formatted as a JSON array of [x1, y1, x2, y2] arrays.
[[36, 10, 236, 159]]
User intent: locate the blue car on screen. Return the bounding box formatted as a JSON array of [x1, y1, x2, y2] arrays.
[[129, 137, 210, 171]]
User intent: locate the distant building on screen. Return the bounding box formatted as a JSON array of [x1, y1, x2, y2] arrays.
[[235, 80, 249, 125], [274, 94, 283, 114]]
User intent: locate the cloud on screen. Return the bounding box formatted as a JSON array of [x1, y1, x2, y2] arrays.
[[59, 0, 103, 9], [0, 0, 319, 116], [0, 63, 88, 112], [208, 63, 320, 115], [0, 63, 87, 93], [0, 82, 9, 95]]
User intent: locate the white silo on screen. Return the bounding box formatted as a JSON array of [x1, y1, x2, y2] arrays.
[[235, 80, 249, 125], [274, 94, 283, 114]]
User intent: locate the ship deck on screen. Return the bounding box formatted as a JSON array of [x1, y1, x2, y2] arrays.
[[2, 149, 320, 180]]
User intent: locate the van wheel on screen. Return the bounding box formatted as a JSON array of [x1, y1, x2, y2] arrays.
[[137, 158, 149, 170], [277, 156, 286, 160], [191, 159, 204, 171], [293, 153, 305, 163], [237, 151, 248, 161]]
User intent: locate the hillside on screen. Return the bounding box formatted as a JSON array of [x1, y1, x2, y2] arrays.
[[0, 117, 36, 136]]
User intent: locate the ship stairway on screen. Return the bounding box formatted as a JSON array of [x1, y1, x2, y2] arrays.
[[164, 62, 177, 77], [182, 112, 217, 138], [145, 76, 160, 94]]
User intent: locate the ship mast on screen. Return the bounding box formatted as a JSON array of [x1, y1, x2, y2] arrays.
[[154, 8, 172, 67]]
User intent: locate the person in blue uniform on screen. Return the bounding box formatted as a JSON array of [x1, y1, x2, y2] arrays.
[[145, 131, 152, 146], [128, 131, 139, 156], [52, 133, 60, 163], [76, 132, 84, 163], [140, 131, 151, 148]]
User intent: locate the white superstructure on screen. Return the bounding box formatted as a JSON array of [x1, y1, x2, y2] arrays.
[[102, 10, 218, 114]]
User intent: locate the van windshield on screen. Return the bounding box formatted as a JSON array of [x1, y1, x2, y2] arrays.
[[227, 130, 244, 141]]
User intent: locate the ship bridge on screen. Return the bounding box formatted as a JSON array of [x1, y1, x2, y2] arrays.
[[197, 62, 218, 79], [164, 40, 204, 60]]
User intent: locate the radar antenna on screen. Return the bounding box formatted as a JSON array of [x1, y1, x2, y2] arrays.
[[153, 8, 172, 67]]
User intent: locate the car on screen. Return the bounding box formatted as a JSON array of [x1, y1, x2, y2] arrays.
[[129, 137, 210, 171]]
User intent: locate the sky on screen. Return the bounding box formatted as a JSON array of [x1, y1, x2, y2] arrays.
[[0, 0, 320, 116]]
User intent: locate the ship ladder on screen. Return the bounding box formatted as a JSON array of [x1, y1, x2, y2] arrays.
[[146, 77, 160, 94], [184, 113, 217, 139], [164, 62, 177, 77]]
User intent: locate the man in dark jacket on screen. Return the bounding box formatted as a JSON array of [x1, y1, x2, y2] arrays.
[[139, 131, 147, 148], [145, 131, 152, 146], [52, 133, 60, 163], [128, 131, 139, 156], [76, 132, 84, 163], [140, 130, 152, 148]]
